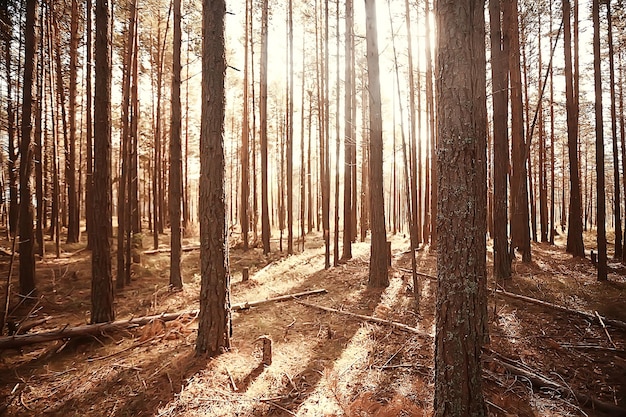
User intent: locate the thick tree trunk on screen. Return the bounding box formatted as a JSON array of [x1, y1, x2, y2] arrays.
[[86, 0, 93, 248], [196, 0, 231, 356], [434, 1, 487, 415], [365, 0, 388, 288], [91, 0, 114, 324]]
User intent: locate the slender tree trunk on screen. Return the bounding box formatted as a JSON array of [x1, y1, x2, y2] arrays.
[[287, 0, 294, 255], [592, 0, 607, 281], [91, 0, 114, 323], [169, 0, 182, 289], [607, 1, 621, 259], [34, 10, 44, 258], [5, 31, 18, 237], [66, 0, 80, 243], [434, 1, 488, 415], [425, 0, 436, 248], [549, 0, 556, 245], [563, 0, 585, 257], [240, 0, 250, 251], [86, 0, 93, 248], [196, 0, 231, 356], [489, 0, 511, 280], [365, 0, 388, 288], [620, 51, 626, 263], [260, 0, 270, 255], [504, 0, 531, 262], [342, 0, 353, 260], [333, 0, 340, 266], [538, 11, 549, 243]]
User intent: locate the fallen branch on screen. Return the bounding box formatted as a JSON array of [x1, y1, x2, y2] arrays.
[[297, 300, 428, 337], [143, 245, 200, 255], [494, 289, 626, 332], [487, 350, 626, 416], [595, 310, 617, 348], [0, 289, 327, 350], [397, 268, 436, 281]]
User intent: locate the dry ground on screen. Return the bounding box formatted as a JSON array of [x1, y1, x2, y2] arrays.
[[0, 227, 625, 416]]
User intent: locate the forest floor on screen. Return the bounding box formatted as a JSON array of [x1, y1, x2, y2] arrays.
[[0, 227, 625, 417]]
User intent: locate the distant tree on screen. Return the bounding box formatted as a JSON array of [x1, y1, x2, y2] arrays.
[[19, 0, 38, 296], [489, 0, 511, 280], [91, 0, 114, 323], [434, 0, 488, 415], [196, 0, 231, 356], [260, 0, 270, 255], [606, 0, 621, 259], [563, 0, 585, 257], [592, 0, 607, 281], [364, 0, 388, 288], [504, 0, 531, 262], [169, 0, 183, 289]]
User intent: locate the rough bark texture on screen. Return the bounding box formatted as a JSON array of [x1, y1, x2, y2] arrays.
[[489, 0, 511, 281], [67, 0, 80, 243], [169, 0, 183, 289], [563, 0, 585, 257], [19, 0, 38, 296], [196, 0, 231, 357], [240, 0, 250, 251], [364, 0, 388, 288], [342, 0, 353, 261], [434, 1, 487, 415], [592, 0, 607, 281], [91, 0, 114, 323]]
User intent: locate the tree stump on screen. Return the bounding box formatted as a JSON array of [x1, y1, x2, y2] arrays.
[[387, 241, 392, 266], [257, 335, 272, 366], [242, 268, 249, 282]]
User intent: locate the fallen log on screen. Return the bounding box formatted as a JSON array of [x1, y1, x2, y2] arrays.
[[0, 288, 327, 350], [487, 350, 626, 416], [297, 300, 429, 337], [495, 289, 626, 332]]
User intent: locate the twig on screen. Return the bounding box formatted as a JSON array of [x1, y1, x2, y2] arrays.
[[226, 367, 238, 391], [486, 400, 508, 414], [595, 311, 617, 348], [297, 300, 428, 337], [259, 399, 296, 416]]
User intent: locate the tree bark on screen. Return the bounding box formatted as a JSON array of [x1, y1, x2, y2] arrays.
[[592, 0, 607, 281], [563, 0, 585, 257], [169, 0, 183, 289], [434, 1, 488, 415], [365, 0, 388, 288], [260, 0, 270, 255], [196, 0, 231, 357], [489, 0, 511, 281], [91, 0, 114, 324]]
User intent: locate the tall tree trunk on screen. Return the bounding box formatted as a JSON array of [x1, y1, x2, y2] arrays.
[[66, 0, 80, 243], [425, 0, 436, 248], [91, 0, 114, 323], [434, 1, 487, 415], [260, 0, 270, 254], [549, 0, 556, 245], [240, 0, 250, 251], [489, 0, 511, 280], [342, 0, 353, 261], [607, 0, 621, 259], [333, 0, 340, 266], [365, 0, 388, 288], [196, 0, 231, 356], [563, 0, 585, 257], [4, 18, 18, 238], [620, 51, 626, 263], [538, 10, 549, 243], [287, 0, 294, 255], [35, 11, 44, 258], [86, 0, 93, 248], [504, 0, 531, 262], [19, 0, 38, 296], [169, 0, 182, 289], [592, 0, 607, 281]]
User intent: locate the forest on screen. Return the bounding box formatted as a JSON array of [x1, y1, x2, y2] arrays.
[[0, 0, 625, 416]]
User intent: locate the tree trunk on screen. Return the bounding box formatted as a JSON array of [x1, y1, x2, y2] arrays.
[[169, 0, 182, 289], [196, 0, 231, 356], [85, 0, 93, 248], [91, 0, 114, 324], [504, 0, 531, 262], [549, 0, 556, 245], [287, 0, 294, 255], [425, 0, 436, 248], [563, 0, 585, 257], [365, 0, 388, 288], [240, 0, 250, 251], [66, 0, 80, 243], [606, 1, 621, 259], [260, 0, 270, 255], [342, 0, 354, 260], [620, 51, 626, 263], [5, 32, 18, 237], [34, 15, 45, 259], [434, 1, 487, 415], [592, 0, 607, 281], [489, 0, 511, 281]]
